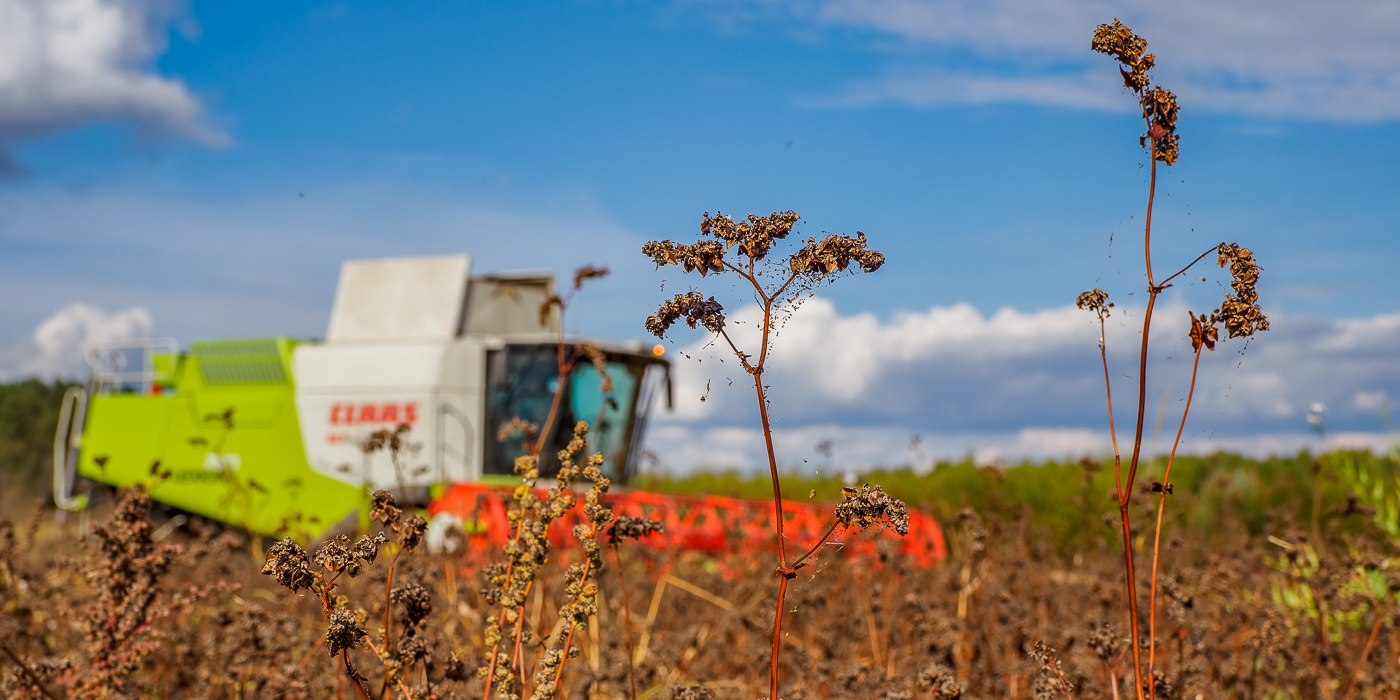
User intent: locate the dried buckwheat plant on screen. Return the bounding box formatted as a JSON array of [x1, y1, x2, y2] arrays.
[[1083, 19, 1269, 700], [643, 210, 904, 699]]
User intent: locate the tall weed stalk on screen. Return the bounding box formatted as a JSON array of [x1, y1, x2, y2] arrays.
[[1082, 20, 1270, 700], [643, 211, 909, 699]]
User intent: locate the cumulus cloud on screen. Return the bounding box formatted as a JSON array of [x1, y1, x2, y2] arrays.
[[0, 302, 154, 379], [645, 296, 1400, 472], [694, 0, 1400, 121], [0, 0, 222, 172]]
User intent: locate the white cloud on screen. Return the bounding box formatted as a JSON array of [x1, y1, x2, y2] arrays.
[[646, 296, 1400, 471], [0, 0, 222, 171], [1, 302, 153, 379], [1353, 390, 1389, 412], [802, 68, 1125, 111], [643, 421, 1399, 475], [694, 0, 1400, 120]]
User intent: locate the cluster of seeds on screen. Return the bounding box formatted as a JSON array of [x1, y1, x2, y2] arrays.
[[789, 232, 886, 276], [1075, 288, 1113, 318], [1092, 19, 1179, 165], [642, 239, 726, 276], [834, 484, 911, 536], [700, 210, 800, 260], [1211, 243, 1269, 338], [645, 292, 726, 338]]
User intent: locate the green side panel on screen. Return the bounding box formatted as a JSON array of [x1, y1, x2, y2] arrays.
[[77, 338, 362, 539]]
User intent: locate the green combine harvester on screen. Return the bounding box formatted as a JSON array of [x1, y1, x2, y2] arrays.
[[52, 255, 670, 537]]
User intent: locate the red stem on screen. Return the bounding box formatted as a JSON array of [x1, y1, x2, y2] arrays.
[[770, 575, 790, 700], [1342, 605, 1387, 700], [1147, 338, 1204, 699], [1098, 315, 1122, 492], [1118, 142, 1162, 700], [344, 650, 372, 700]]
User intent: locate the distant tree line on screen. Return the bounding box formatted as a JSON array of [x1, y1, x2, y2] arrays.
[[0, 379, 78, 496]]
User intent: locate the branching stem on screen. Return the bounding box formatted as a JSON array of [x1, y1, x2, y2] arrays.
[[0, 642, 61, 700]]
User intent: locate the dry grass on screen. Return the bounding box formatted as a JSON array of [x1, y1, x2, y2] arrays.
[[3, 474, 1399, 699]]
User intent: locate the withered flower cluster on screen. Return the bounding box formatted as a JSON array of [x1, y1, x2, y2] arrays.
[[1087, 622, 1122, 660], [918, 664, 965, 700], [645, 291, 726, 338], [371, 488, 401, 526], [369, 489, 427, 554], [643, 210, 884, 346], [1029, 640, 1074, 698], [1091, 19, 1152, 90], [312, 533, 389, 578], [672, 684, 718, 700], [497, 417, 540, 444], [642, 239, 726, 276], [607, 515, 664, 544], [391, 582, 433, 665], [1075, 288, 1113, 318], [325, 609, 367, 657], [1189, 311, 1218, 352], [1092, 19, 1179, 165], [789, 232, 886, 276], [701, 210, 800, 259], [363, 423, 412, 456], [260, 538, 315, 592], [833, 484, 910, 536], [572, 264, 610, 290], [574, 342, 615, 393], [1212, 243, 1269, 339]]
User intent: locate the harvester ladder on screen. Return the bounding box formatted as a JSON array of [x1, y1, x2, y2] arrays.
[[53, 386, 88, 510]]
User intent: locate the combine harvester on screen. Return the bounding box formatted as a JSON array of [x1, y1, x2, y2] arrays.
[[53, 254, 944, 564]]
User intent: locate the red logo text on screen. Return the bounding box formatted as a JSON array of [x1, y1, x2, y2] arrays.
[[329, 401, 419, 426]]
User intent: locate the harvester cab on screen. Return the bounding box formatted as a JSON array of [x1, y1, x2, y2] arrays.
[[52, 255, 671, 538]]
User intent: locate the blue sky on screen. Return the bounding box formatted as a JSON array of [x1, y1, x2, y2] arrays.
[[2, 0, 1398, 469]]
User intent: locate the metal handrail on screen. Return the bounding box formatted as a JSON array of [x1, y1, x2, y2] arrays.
[[437, 402, 474, 483], [53, 386, 88, 510]]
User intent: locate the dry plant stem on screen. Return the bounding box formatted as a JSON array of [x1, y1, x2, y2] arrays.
[[613, 545, 639, 700], [1115, 145, 1161, 700], [1049, 665, 1074, 700], [1146, 340, 1204, 699], [343, 650, 372, 700], [365, 637, 415, 700], [481, 519, 531, 700], [550, 555, 597, 692], [0, 641, 61, 700], [752, 371, 787, 563], [1096, 314, 1123, 493], [382, 548, 401, 692], [720, 264, 800, 700], [771, 574, 791, 698], [297, 635, 326, 669], [1342, 606, 1387, 700]]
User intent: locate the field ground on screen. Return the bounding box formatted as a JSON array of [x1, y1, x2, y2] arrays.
[[3, 447, 1400, 699]]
